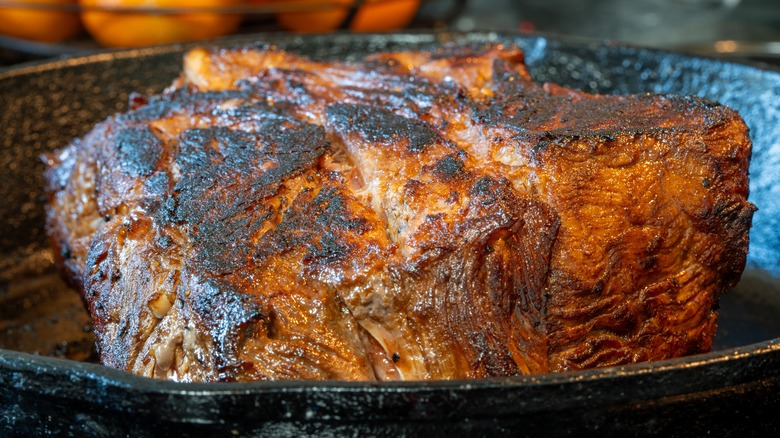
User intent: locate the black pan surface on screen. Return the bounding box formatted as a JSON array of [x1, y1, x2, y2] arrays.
[[2, 32, 780, 437]]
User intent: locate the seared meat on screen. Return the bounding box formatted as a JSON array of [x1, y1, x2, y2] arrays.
[[44, 43, 754, 381]]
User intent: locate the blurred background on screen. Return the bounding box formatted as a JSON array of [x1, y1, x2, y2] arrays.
[[1, 0, 780, 66]]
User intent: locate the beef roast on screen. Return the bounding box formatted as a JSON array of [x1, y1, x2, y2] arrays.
[[43, 43, 755, 381]]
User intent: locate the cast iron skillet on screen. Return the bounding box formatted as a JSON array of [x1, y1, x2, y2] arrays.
[[2, 32, 780, 437]]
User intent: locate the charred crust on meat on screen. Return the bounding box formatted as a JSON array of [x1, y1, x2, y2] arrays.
[[153, 196, 178, 225], [314, 189, 369, 232], [474, 88, 734, 146], [159, 119, 328, 273], [469, 176, 499, 201], [115, 126, 163, 177], [174, 128, 225, 175], [307, 233, 350, 265], [123, 89, 251, 122], [425, 213, 446, 223], [156, 235, 174, 249], [142, 172, 172, 200], [191, 279, 265, 369], [255, 185, 375, 275], [432, 154, 467, 181], [196, 208, 275, 274], [325, 104, 440, 153]]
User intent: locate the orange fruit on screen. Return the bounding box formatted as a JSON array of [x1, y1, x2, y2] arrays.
[[79, 0, 243, 48], [0, 0, 81, 43], [276, 0, 420, 33]]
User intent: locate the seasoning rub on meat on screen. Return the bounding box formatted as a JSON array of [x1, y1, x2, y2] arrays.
[[44, 43, 755, 382]]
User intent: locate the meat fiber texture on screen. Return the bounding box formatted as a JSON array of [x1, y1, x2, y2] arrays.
[[43, 43, 755, 382]]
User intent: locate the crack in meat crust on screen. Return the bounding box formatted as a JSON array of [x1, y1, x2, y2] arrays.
[[44, 43, 754, 381]]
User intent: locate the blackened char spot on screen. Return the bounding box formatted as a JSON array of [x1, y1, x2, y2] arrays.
[[143, 171, 171, 198], [468, 176, 516, 209], [254, 186, 368, 272], [190, 278, 265, 370], [313, 189, 368, 233], [141, 172, 173, 223], [470, 176, 496, 198], [237, 70, 317, 108], [432, 154, 466, 181], [328, 64, 443, 115], [123, 89, 251, 122], [325, 103, 440, 153], [175, 128, 224, 175], [160, 115, 329, 274], [310, 233, 349, 264], [156, 235, 173, 248], [196, 208, 274, 274], [154, 196, 178, 225], [475, 90, 728, 141], [115, 126, 163, 177]]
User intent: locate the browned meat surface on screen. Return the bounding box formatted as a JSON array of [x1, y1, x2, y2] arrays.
[[43, 43, 754, 381]]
